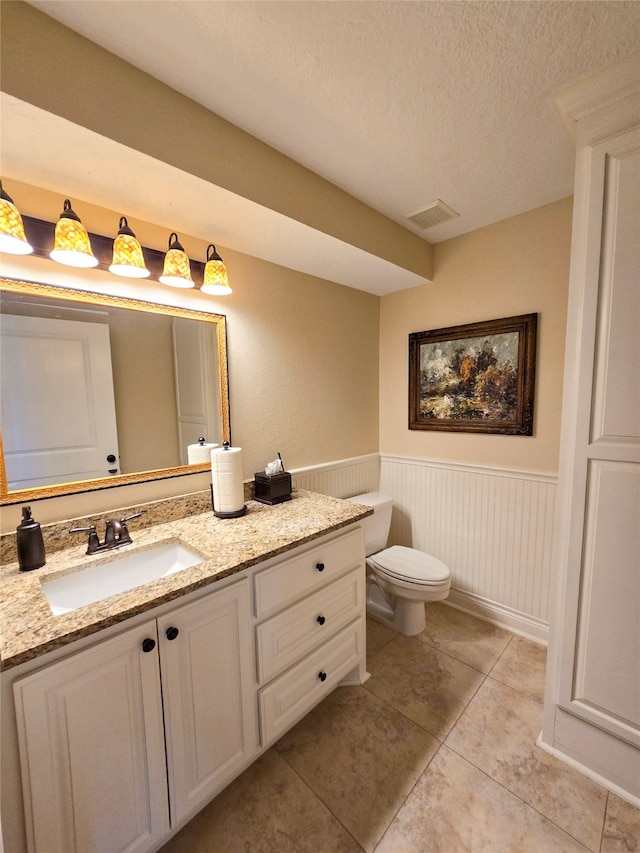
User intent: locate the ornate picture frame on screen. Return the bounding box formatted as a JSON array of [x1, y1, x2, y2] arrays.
[[409, 313, 537, 435]]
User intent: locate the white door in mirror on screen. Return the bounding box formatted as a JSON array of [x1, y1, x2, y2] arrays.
[[1, 313, 120, 489]]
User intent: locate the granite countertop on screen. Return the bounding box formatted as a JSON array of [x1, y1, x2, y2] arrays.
[[0, 490, 371, 671]]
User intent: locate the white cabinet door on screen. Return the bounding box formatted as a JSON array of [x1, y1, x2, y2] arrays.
[[13, 620, 169, 853], [555, 130, 640, 743], [158, 579, 258, 827], [542, 71, 640, 799]]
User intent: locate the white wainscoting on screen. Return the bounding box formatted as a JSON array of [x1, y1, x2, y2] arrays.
[[291, 453, 380, 499], [380, 455, 557, 643]]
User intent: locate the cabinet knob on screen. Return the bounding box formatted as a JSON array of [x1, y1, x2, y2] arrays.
[[316, 562, 325, 572], [316, 615, 326, 626], [165, 626, 180, 641], [318, 671, 327, 682], [141, 638, 156, 653]]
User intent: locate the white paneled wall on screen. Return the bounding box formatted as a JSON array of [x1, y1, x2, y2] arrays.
[[381, 455, 557, 642], [291, 453, 380, 498], [289, 452, 556, 642]]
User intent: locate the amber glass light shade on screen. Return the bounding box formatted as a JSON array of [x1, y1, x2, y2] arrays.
[[0, 181, 33, 255], [159, 232, 194, 288], [50, 199, 98, 268], [109, 217, 150, 278], [200, 244, 232, 295]]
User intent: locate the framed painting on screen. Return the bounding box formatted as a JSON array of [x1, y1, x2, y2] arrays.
[[409, 313, 537, 435]]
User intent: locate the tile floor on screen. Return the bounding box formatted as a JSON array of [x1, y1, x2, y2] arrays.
[[160, 603, 639, 853]]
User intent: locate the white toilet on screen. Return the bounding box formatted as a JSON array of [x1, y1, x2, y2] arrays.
[[347, 492, 451, 635]]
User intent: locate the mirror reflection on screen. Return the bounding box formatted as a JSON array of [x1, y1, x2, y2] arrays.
[[0, 278, 230, 504]]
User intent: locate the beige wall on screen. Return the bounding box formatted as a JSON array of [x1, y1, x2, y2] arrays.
[[0, 190, 571, 531], [108, 311, 181, 473], [0, 185, 379, 530], [0, 1, 432, 281], [0, 4, 572, 528], [379, 198, 572, 472]]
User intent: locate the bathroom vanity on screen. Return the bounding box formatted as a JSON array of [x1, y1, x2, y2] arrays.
[[0, 490, 371, 853]]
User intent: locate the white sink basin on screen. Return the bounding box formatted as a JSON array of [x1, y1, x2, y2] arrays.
[[41, 541, 205, 615]]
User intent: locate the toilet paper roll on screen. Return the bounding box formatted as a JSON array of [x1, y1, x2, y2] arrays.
[[211, 445, 245, 514], [187, 441, 219, 464]]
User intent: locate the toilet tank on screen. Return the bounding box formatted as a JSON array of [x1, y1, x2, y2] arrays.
[[346, 492, 393, 556]]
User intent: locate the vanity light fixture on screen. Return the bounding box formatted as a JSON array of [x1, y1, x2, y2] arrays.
[[50, 199, 98, 268], [159, 232, 194, 288], [200, 244, 232, 295], [109, 217, 150, 278], [0, 180, 33, 255]]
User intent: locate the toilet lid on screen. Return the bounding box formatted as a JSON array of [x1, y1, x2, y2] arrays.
[[369, 546, 450, 585]]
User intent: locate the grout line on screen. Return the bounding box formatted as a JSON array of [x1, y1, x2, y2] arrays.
[[364, 645, 489, 745], [415, 630, 511, 676], [274, 748, 368, 852], [599, 791, 610, 853], [360, 679, 448, 746], [487, 632, 514, 674], [443, 677, 606, 852], [485, 670, 545, 705], [440, 744, 597, 852], [371, 740, 448, 852]]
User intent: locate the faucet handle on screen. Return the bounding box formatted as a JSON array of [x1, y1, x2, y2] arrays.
[[69, 525, 101, 555], [117, 511, 144, 546], [121, 512, 143, 523]]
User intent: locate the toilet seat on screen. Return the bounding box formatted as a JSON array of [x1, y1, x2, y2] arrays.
[[368, 545, 450, 587]]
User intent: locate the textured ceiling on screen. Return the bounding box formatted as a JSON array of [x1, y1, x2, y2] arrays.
[[25, 0, 639, 245]]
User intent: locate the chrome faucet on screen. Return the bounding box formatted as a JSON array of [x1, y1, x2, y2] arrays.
[[70, 512, 143, 555]]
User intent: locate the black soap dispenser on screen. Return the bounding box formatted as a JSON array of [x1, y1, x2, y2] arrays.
[[16, 506, 46, 572]]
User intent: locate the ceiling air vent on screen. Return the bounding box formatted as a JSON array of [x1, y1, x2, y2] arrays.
[[407, 199, 459, 231]]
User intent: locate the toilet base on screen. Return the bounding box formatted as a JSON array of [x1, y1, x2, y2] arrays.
[[366, 575, 427, 635]]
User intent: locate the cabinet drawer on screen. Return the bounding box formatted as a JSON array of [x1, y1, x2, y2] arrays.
[[256, 569, 364, 684], [258, 619, 364, 747], [254, 527, 363, 618]]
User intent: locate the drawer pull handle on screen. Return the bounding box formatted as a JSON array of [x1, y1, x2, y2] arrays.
[[166, 626, 180, 641], [316, 562, 325, 572], [318, 671, 327, 682], [141, 638, 156, 653], [316, 615, 326, 626]]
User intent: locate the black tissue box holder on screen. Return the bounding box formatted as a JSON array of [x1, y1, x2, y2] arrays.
[[254, 471, 292, 505]]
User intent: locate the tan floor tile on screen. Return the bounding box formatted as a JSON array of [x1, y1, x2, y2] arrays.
[[375, 746, 590, 853], [364, 634, 485, 739], [366, 615, 396, 660], [490, 633, 547, 701], [446, 677, 607, 851], [419, 602, 512, 673], [602, 793, 640, 852], [159, 749, 363, 853], [275, 686, 438, 853]]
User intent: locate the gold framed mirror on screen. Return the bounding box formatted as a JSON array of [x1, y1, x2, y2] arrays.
[[0, 278, 230, 505]]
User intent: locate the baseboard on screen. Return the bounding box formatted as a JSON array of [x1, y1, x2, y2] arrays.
[[536, 734, 640, 808], [445, 588, 549, 645]]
